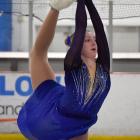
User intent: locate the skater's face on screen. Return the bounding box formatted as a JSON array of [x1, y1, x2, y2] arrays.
[[81, 32, 97, 59]]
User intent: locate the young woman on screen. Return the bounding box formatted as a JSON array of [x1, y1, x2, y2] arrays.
[[17, 0, 111, 140]]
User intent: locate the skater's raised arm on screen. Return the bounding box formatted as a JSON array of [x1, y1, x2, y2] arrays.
[[85, 0, 110, 72], [64, 0, 87, 71]]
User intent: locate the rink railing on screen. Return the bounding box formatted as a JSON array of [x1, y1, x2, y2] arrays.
[[0, 52, 140, 59]]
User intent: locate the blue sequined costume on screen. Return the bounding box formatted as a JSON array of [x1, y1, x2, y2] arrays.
[[17, 0, 111, 140]]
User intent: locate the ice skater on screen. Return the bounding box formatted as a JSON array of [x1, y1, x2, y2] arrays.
[[17, 0, 111, 139]]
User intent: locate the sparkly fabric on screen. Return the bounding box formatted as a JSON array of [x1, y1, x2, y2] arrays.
[[17, 0, 111, 139], [58, 63, 111, 120]]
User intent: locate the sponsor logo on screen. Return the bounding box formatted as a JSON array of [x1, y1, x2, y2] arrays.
[[0, 75, 62, 96], [0, 103, 24, 116]]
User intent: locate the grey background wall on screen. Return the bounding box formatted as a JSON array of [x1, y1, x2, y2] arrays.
[[113, 26, 140, 52], [12, 21, 140, 53]]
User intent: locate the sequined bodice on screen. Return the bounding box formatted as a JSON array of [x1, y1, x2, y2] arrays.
[[69, 63, 110, 106], [60, 63, 111, 118]]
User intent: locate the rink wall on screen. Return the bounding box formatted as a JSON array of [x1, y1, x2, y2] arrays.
[[0, 72, 140, 136]]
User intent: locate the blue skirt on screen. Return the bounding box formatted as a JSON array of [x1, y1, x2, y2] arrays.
[[17, 80, 93, 140]]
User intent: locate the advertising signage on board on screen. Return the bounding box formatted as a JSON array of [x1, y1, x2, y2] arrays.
[[0, 74, 62, 96], [0, 73, 64, 117]]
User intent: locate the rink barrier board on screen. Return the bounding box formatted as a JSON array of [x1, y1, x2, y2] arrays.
[[0, 134, 140, 140]]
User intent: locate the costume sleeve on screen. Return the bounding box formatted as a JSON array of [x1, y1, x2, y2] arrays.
[[85, 0, 110, 72], [64, 0, 87, 72]]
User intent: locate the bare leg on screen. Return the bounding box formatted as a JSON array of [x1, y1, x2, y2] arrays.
[[29, 8, 59, 90]]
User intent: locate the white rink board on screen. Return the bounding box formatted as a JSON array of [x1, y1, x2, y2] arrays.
[[0, 73, 140, 135]]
